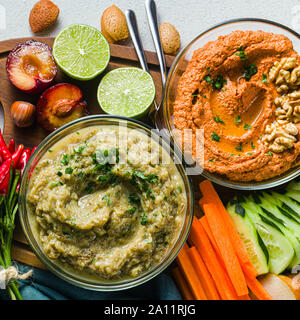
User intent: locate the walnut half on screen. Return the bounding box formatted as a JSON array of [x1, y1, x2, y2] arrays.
[[269, 57, 299, 93], [262, 121, 298, 153]]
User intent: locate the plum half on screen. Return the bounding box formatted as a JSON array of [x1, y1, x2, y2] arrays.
[[36, 83, 88, 131], [6, 40, 57, 94]]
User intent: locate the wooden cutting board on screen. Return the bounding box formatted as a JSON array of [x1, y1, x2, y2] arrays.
[[0, 37, 222, 271], [0, 36, 190, 270]]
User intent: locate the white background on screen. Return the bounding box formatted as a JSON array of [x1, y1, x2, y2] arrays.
[[0, 0, 300, 51]]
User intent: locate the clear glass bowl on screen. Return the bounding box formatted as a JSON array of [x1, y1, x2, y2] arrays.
[[19, 115, 194, 291], [161, 18, 300, 190]]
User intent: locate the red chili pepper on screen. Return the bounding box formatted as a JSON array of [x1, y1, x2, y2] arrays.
[[0, 130, 11, 161], [16, 148, 31, 191], [0, 169, 10, 195], [8, 139, 15, 154], [12, 144, 24, 169], [30, 146, 37, 156], [0, 158, 12, 194], [17, 148, 31, 172], [0, 149, 3, 167]]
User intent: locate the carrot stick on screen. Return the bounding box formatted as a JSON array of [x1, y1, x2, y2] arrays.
[[172, 267, 195, 300], [199, 197, 206, 211], [177, 243, 207, 300], [203, 202, 248, 296], [187, 246, 220, 300], [199, 180, 258, 279], [238, 294, 251, 300], [189, 219, 238, 300], [194, 202, 203, 218], [199, 215, 223, 261], [246, 276, 273, 300]]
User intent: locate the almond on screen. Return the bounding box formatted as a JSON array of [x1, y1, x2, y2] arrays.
[[29, 0, 59, 33], [101, 5, 129, 43], [159, 22, 180, 55]]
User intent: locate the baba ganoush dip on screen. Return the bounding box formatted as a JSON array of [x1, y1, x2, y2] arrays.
[[27, 125, 186, 280]]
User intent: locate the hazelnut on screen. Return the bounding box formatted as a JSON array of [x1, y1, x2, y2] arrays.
[[29, 0, 59, 33], [159, 22, 180, 55], [101, 5, 129, 44], [10, 101, 35, 128]]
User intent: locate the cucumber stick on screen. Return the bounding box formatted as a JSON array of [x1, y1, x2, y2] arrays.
[[286, 180, 300, 193], [257, 193, 300, 269], [226, 201, 269, 275], [242, 199, 295, 274], [270, 191, 300, 223]]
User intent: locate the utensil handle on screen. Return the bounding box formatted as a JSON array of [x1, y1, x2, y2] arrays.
[[125, 9, 149, 73], [145, 0, 167, 89]]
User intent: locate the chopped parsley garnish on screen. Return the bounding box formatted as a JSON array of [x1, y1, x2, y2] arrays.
[[235, 116, 242, 125], [50, 181, 59, 188], [235, 142, 243, 151], [214, 115, 225, 124], [75, 171, 84, 179], [208, 158, 215, 162], [205, 73, 226, 89], [204, 74, 212, 83], [243, 64, 258, 81], [244, 124, 252, 130], [125, 207, 136, 214], [135, 171, 146, 180], [251, 141, 255, 149], [128, 193, 140, 205], [212, 75, 227, 90], [234, 46, 248, 61], [74, 146, 85, 154], [147, 174, 159, 183], [141, 212, 149, 226], [61, 154, 70, 166], [164, 196, 168, 201], [229, 153, 235, 157], [65, 167, 73, 175], [177, 186, 182, 192], [267, 151, 273, 156], [85, 183, 94, 194], [146, 188, 155, 200], [262, 74, 267, 83], [48, 149, 53, 153], [211, 132, 220, 142], [248, 152, 254, 156], [130, 169, 159, 194], [57, 171, 63, 177]]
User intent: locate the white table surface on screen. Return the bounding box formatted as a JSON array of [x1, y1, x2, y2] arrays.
[[0, 0, 299, 51]]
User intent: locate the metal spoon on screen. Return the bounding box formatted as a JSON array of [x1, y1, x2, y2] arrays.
[[125, 9, 165, 131], [144, 0, 168, 132], [125, 10, 150, 74], [145, 0, 167, 91]]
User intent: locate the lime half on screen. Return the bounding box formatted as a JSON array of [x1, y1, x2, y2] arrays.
[[53, 24, 110, 80], [97, 67, 156, 118]]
